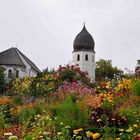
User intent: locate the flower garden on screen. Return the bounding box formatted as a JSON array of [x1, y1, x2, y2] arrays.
[[0, 65, 140, 140]]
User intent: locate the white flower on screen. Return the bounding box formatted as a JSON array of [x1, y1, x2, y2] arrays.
[[4, 132, 13, 136], [65, 125, 71, 129], [60, 122, 63, 125], [57, 132, 62, 135], [37, 114, 41, 118]]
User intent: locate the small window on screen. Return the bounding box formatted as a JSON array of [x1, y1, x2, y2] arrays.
[[16, 70, 19, 78], [85, 54, 88, 61], [92, 55, 94, 62], [77, 54, 80, 61], [8, 69, 12, 78]]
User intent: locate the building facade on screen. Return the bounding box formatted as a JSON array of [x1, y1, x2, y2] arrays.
[[0, 47, 40, 80]]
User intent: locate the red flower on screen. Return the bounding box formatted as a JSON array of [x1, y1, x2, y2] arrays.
[[133, 136, 140, 140]]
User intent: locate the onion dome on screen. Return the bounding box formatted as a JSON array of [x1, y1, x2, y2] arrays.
[[73, 24, 95, 52]]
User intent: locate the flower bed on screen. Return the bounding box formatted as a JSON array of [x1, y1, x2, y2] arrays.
[[0, 68, 140, 139]]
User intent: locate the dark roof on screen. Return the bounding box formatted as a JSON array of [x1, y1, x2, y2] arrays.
[[0, 47, 41, 73], [16, 49, 41, 73], [0, 47, 25, 67], [73, 25, 95, 52]]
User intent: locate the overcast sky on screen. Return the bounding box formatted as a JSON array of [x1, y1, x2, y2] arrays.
[[0, 0, 140, 72]]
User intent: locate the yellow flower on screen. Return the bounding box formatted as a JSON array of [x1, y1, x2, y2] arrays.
[[73, 130, 79, 134], [133, 124, 138, 128], [91, 133, 100, 139], [73, 128, 83, 134], [86, 131, 93, 138], [106, 86, 109, 88], [119, 129, 124, 132], [78, 128, 83, 131], [125, 128, 133, 133], [8, 135, 18, 140]]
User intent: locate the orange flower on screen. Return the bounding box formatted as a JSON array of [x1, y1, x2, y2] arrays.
[[91, 133, 100, 139]]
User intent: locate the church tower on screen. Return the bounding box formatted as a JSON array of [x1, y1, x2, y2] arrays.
[[72, 24, 96, 81]]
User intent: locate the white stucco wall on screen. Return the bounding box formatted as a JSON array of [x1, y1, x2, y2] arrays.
[[1, 65, 27, 79], [17, 50, 37, 77], [72, 51, 96, 81], [1, 51, 38, 79]]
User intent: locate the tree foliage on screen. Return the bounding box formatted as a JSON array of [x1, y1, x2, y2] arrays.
[[0, 67, 5, 94], [135, 59, 140, 76], [95, 59, 123, 80]]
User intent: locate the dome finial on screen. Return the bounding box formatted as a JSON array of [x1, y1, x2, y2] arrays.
[[73, 23, 95, 52], [83, 22, 85, 28]]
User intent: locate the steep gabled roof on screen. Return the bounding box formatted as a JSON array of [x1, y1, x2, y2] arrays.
[[0, 47, 25, 67], [0, 47, 41, 73], [16, 49, 41, 73]]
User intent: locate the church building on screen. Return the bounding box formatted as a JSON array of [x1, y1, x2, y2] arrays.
[[72, 25, 96, 81], [0, 47, 41, 80]]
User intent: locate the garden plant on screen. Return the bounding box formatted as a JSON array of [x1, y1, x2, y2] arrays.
[[0, 65, 140, 140]]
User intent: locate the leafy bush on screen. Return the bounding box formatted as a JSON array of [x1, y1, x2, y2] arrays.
[[132, 80, 140, 96], [53, 96, 89, 129], [0, 67, 5, 94], [19, 107, 37, 122], [101, 98, 114, 111], [12, 77, 32, 96], [57, 65, 90, 84], [119, 106, 140, 125], [0, 113, 5, 129]]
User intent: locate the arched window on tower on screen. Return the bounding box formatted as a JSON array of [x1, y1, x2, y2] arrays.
[[85, 54, 88, 61], [92, 55, 94, 62], [77, 54, 80, 61], [8, 69, 12, 78]]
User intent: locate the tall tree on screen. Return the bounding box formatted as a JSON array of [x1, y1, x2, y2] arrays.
[[95, 59, 123, 80]]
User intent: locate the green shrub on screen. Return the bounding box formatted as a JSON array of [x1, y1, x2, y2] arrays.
[[19, 107, 37, 122], [0, 67, 5, 94], [132, 80, 140, 96], [0, 113, 5, 129], [119, 107, 140, 125], [101, 98, 114, 111], [53, 96, 89, 130], [13, 96, 22, 106]]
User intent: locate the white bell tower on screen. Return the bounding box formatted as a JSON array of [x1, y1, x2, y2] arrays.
[[72, 24, 96, 81]]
